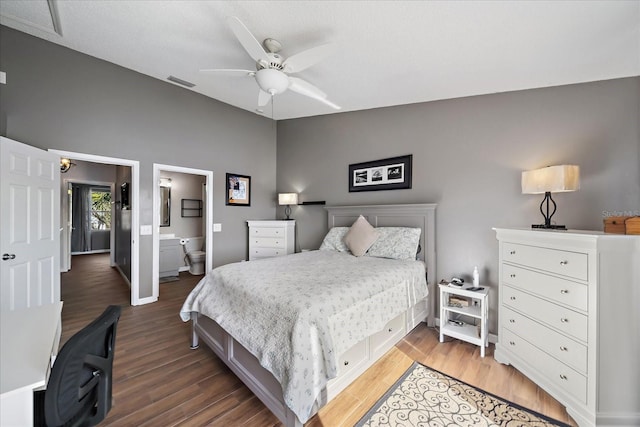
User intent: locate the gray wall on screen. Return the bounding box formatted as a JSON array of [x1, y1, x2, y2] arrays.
[[277, 77, 640, 333], [115, 166, 132, 282], [0, 26, 277, 300]]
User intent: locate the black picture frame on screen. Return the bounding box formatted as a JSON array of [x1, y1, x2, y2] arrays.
[[120, 182, 130, 210], [226, 173, 251, 206], [349, 155, 412, 192]]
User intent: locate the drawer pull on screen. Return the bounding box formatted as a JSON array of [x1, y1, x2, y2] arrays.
[[559, 374, 568, 380], [510, 274, 516, 278], [510, 296, 516, 301], [560, 260, 568, 265], [509, 341, 516, 346], [560, 318, 569, 323], [509, 250, 516, 255], [560, 346, 568, 352], [509, 319, 515, 323], [560, 289, 569, 294], [344, 360, 349, 366]]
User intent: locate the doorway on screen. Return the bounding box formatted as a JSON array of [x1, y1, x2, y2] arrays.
[[49, 149, 141, 306], [62, 177, 116, 270], [152, 164, 213, 300]]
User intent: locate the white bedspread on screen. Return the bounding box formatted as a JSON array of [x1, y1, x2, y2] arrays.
[[179, 250, 427, 423]]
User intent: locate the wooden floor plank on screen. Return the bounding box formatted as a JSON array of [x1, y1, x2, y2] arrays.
[[60, 253, 575, 426]]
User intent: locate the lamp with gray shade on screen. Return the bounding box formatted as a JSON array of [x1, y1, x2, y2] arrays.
[[521, 165, 580, 230], [278, 193, 298, 220]]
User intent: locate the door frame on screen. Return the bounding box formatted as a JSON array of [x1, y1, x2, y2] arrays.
[[152, 164, 213, 300], [49, 149, 141, 306]]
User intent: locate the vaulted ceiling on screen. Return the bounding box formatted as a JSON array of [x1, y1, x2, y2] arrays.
[[1, 1, 639, 120]]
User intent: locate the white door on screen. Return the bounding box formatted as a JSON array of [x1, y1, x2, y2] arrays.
[[0, 137, 60, 311]]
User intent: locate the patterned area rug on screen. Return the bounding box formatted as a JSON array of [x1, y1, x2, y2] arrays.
[[356, 362, 570, 427]]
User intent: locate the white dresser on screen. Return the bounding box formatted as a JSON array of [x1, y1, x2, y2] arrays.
[[247, 220, 295, 260], [494, 228, 640, 427]]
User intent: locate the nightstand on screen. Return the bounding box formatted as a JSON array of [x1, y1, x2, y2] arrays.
[[247, 220, 295, 260], [439, 283, 489, 357]]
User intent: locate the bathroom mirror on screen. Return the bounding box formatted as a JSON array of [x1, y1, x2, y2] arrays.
[[160, 178, 171, 227]]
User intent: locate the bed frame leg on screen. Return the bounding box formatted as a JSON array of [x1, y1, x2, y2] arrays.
[[190, 313, 199, 350]]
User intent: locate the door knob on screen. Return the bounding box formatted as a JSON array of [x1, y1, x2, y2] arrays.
[[2, 253, 16, 260]]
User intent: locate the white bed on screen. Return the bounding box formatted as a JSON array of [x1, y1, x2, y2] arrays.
[[180, 203, 436, 426]]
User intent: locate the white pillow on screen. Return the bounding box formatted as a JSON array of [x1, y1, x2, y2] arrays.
[[343, 215, 379, 257], [318, 227, 351, 252], [365, 227, 422, 260]]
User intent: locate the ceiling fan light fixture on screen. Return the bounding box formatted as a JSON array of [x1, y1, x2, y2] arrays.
[[255, 69, 289, 95]]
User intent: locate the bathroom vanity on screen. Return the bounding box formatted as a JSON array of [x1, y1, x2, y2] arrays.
[[159, 236, 182, 278]]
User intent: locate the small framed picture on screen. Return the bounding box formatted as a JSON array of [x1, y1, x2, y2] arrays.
[[226, 173, 251, 206], [349, 155, 412, 192]]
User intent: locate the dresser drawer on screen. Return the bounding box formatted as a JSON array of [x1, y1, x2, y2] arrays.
[[502, 264, 587, 312], [502, 307, 587, 373], [337, 339, 367, 376], [503, 242, 588, 281], [250, 247, 287, 259], [371, 313, 405, 357], [502, 328, 587, 404], [251, 237, 286, 249], [503, 286, 587, 342], [250, 227, 286, 238]]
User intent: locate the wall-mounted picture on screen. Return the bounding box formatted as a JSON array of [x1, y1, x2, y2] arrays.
[[349, 155, 412, 192], [120, 182, 130, 210], [226, 173, 251, 206]]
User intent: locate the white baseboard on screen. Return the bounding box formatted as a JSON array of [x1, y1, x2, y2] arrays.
[[71, 249, 110, 255], [135, 296, 158, 306], [114, 264, 131, 288]]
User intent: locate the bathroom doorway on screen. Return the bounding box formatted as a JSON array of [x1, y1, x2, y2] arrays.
[[152, 164, 213, 300]]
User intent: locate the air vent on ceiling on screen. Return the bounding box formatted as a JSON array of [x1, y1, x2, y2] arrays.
[[167, 76, 195, 88]]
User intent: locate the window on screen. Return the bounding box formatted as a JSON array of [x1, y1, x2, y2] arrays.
[[91, 189, 111, 230]]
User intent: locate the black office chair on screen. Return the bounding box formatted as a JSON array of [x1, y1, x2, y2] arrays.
[[36, 305, 122, 427]]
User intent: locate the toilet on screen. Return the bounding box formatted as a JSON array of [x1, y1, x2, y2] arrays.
[[180, 237, 206, 275], [187, 250, 205, 275]]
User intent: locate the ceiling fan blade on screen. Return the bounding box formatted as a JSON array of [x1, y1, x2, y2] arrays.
[[227, 16, 269, 64], [288, 77, 327, 100], [199, 69, 254, 76], [316, 97, 341, 110], [258, 90, 271, 107], [282, 43, 334, 73], [288, 77, 340, 110]]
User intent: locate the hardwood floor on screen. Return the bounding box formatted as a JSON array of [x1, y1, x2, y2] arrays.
[[61, 253, 576, 426]]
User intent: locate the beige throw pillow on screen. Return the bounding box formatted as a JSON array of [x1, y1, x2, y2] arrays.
[[344, 215, 379, 256]]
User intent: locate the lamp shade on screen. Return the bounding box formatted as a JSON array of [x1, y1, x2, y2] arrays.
[[278, 193, 298, 205], [521, 165, 580, 194]]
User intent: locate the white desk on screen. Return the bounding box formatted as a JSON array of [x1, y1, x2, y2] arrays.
[[1, 302, 63, 427]]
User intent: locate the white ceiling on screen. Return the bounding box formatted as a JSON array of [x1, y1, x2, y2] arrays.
[[1, 1, 639, 120]]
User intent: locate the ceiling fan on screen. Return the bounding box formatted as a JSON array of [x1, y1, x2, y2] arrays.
[[201, 16, 340, 110]]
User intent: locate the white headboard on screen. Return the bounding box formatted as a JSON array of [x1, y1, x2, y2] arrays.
[[324, 203, 437, 285]]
